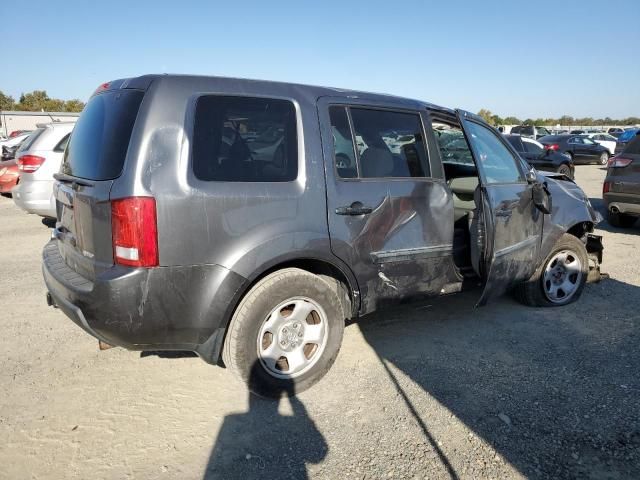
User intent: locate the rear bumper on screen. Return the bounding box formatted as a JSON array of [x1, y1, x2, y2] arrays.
[[42, 241, 248, 358], [604, 192, 640, 216], [12, 179, 56, 217]]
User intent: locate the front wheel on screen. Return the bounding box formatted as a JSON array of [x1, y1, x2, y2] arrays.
[[514, 233, 588, 307], [222, 268, 345, 397]]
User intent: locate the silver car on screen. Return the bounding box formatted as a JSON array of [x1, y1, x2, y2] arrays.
[[12, 122, 75, 218]]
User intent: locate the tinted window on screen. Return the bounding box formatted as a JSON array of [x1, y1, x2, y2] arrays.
[[16, 128, 45, 154], [193, 96, 297, 182], [506, 136, 524, 152], [329, 107, 357, 178], [62, 90, 143, 180], [569, 137, 583, 144], [523, 140, 544, 155], [349, 108, 429, 178], [464, 121, 524, 184], [54, 133, 71, 152], [623, 135, 640, 155]]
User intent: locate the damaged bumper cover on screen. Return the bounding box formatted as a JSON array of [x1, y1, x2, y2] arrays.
[[42, 241, 247, 356]]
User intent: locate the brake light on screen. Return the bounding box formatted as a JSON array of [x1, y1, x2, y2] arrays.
[[17, 155, 46, 172], [111, 197, 158, 267], [603, 182, 610, 194], [608, 157, 633, 168], [545, 144, 559, 151], [93, 82, 110, 95]]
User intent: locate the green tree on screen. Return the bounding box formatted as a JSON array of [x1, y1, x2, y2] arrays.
[[559, 115, 574, 126], [491, 114, 504, 125], [64, 99, 85, 112], [523, 118, 535, 125], [0, 90, 15, 110], [477, 109, 496, 125], [16, 90, 50, 111], [504, 116, 521, 125]]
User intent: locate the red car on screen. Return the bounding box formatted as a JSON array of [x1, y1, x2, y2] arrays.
[[0, 160, 19, 196]]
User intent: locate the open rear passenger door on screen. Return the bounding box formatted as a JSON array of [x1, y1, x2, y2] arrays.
[[456, 110, 545, 306]]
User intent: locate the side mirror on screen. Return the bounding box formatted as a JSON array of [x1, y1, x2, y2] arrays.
[[532, 181, 552, 214], [525, 168, 537, 183]]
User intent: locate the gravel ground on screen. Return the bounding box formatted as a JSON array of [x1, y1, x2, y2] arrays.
[[1, 164, 639, 480]]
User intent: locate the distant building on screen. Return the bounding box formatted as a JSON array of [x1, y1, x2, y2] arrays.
[[0, 111, 80, 137]]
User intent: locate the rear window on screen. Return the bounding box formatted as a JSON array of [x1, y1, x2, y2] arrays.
[[192, 96, 298, 182], [61, 90, 144, 180], [16, 128, 45, 154], [623, 135, 640, 155]]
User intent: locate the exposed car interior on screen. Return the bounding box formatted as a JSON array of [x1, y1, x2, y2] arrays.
[[430, 112, 483, 278]]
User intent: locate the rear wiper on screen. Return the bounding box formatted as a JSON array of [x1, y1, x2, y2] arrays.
[[53, 173, 95, 187]]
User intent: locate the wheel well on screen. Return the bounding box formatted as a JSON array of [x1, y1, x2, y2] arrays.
[[567, 221, 594, 240]]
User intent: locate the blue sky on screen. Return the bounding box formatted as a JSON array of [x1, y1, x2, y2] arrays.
[[3, 0, 639, 118]]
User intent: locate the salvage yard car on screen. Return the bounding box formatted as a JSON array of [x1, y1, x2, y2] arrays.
[[42, 75, 604, 396], [603, 134, 640, 228]]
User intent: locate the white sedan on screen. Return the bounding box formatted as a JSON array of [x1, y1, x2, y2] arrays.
[[585, 133, 617, 155]]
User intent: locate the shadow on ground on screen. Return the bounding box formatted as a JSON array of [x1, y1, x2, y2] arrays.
[[203, 364, 327, 479], [357, 278, 640, 479]]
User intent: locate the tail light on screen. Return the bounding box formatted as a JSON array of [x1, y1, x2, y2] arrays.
[[93, 82, 111, 95], [603, 182, 610, 194], [17, 155, 46, 172], [608, 157, 633, 168], [545, 144, 559, 151], [111, 197, 158, 267]]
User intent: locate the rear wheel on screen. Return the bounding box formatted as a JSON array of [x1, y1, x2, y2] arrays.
[[556, 163, 572, 177], [514, 233, 588, 307], [599, 152, 609, 165], [222, 268, 344, 397], [608, 210, 637, 228]]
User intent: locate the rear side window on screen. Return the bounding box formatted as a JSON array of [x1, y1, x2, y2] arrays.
[[54, 133, 71, 152], [523, 140, 544, 155], [61, 90, 143, 180], [348, 108, 429, 178], [192, 96, 298, 182]]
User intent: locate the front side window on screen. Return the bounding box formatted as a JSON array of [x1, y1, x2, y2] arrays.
[[193, 96, 298, 182], [569, 137, 583, 144], [349, 108, 429, 178], [464, 121, 524, 184]]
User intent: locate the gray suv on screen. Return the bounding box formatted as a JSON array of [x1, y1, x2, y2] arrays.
[[604, 133, 640, 227], [43, 75, 604, 396]]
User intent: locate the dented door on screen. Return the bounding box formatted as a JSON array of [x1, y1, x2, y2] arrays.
[[456, 111, 543, 306], [318, 98, 460, 314]]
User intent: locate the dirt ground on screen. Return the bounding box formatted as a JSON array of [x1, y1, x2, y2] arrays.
[[1, 165, 639, 480]]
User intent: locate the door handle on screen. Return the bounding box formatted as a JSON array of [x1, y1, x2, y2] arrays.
[[335, 203, 373, 216]]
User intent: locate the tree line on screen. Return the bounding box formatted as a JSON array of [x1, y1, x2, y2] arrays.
[[477, 109, 640, 127], [0, 90, 84, 113]]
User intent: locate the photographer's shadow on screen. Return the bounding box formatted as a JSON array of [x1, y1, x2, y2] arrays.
[[204, 363, 327, 479]]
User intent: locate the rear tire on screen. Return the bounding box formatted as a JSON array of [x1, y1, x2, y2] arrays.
[[222, 268, 344, 397], [514, 233, 588, 307], [556, 163, 572, 178], [608, 210, 637, 228], [599, 152, 609, 165]]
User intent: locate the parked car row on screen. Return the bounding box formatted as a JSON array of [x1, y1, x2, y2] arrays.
[[0, 122, 74, 216]]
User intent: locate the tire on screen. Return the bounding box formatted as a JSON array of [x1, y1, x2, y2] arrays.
[[608, 210, 637, 228], [222, 268, 345, 397], [556, 164, 572, 177], [514, 233, 588, 307], [599, 151, 609, 165]]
